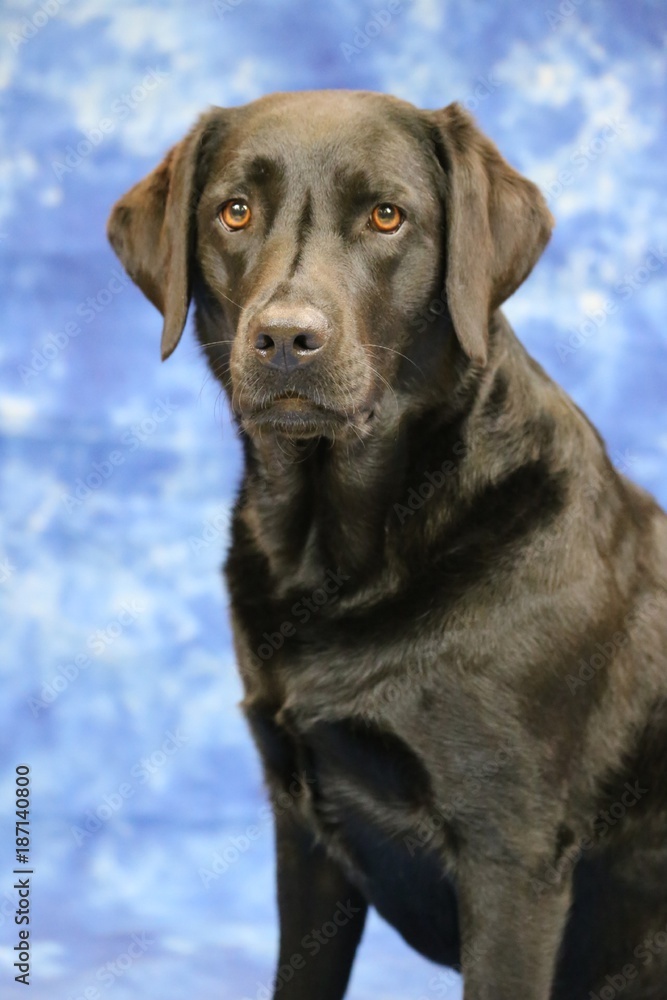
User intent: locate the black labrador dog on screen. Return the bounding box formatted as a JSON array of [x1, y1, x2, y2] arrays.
[[108, 91, 667, 999]]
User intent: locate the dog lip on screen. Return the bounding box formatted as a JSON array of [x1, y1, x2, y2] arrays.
[[250, 393, 338, 416], [241, 393, 373, 437], [248, 397, 346, 425], [265, 396, 317, 411], [244, 405, 346, 439]]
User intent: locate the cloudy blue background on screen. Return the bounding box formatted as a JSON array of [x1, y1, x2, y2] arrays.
[[1, 0, 666, 997]]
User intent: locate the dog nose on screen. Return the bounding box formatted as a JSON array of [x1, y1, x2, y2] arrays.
[[249, 305, 329, 373]]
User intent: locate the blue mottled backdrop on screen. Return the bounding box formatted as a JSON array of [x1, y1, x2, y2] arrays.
[[1, 1, 666, 997]]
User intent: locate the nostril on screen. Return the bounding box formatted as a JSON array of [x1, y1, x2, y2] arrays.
[[293, 330, 325, 353], [254, 332, 274, 352], [249, 310, 329, 368]]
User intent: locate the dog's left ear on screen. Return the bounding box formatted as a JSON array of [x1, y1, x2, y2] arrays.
[[107, 109, 222, 360], [429, 103, 554, 367]]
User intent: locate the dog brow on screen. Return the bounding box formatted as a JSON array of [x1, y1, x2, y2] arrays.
[[288, 189, 313, 278], [243, 154, 287, 235]]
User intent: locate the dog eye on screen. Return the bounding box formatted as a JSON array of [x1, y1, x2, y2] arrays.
[[370, 203, 404, 234], [219, 199, 252, 231]]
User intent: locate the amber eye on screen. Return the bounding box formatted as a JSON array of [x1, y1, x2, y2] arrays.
[[370, 203, 404, 233], [219, 199, 252, 231]]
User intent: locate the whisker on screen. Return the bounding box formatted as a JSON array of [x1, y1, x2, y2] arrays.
[[182, 339, 236, 360], [363, 359, 398, 410], [199, 339, 237, 349], [366, 343, 423, 375], [215, 289, 244, 310]]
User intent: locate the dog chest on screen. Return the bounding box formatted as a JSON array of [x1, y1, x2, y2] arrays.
[[245, 701, 435, 818], [245, 700, 462, 963]]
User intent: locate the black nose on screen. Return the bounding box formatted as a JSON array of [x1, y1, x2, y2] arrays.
[[249, 305, 329, 373]]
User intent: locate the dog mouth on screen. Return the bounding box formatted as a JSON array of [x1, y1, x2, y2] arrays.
[[241, 393, 373, 439]]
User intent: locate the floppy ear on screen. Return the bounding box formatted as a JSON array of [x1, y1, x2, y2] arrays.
[[430, 103, 554, 366], [107, 110, 221, 360]]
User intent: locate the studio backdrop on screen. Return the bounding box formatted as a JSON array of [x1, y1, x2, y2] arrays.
[[1, 1, 665, 997]]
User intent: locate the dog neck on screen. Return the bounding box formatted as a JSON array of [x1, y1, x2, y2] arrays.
[[228, 313, 567, 595], [239, 416, 407, 590]]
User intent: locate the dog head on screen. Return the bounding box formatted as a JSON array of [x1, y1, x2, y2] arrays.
[[108, 90, 552, 439]]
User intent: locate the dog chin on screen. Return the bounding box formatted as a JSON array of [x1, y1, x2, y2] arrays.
[[241, 397, 373, 440]]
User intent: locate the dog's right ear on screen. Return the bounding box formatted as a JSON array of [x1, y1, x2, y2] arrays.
[[107, 110, 222, 360], [429, 103, 554, 367]]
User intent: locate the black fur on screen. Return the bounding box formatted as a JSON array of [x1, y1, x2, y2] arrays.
[[108, 90, 667, 1000]]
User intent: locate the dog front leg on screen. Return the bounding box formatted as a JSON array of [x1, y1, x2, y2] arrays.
[[271, 806, 368, 1000], [456, 855, 572, 1000]]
